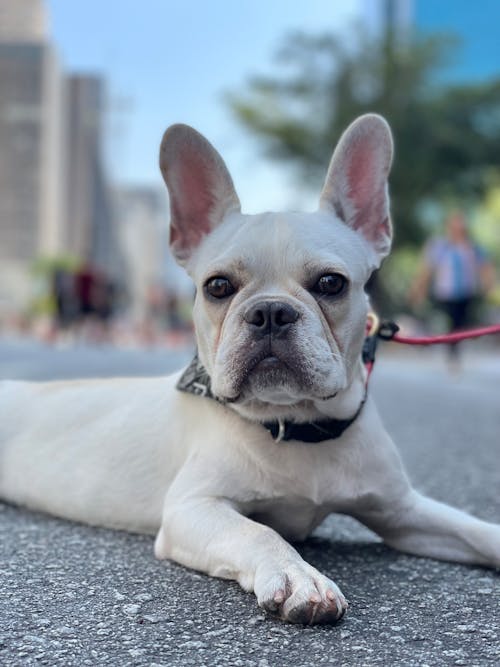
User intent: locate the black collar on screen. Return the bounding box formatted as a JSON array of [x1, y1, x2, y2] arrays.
[[176, 353, 367, 443], [261, 393, 366, 442]]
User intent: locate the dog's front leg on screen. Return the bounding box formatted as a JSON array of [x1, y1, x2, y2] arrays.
[[154, 495, 347, 624], [354, 488, 500, 568]]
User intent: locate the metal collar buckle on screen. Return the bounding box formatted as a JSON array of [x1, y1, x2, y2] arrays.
[[274, 419, 286, 443]]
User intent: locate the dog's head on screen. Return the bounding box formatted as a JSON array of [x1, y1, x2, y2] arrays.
[[160, 115, 393, 422]]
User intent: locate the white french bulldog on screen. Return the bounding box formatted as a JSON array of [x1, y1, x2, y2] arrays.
[[1, 115, 499, 625]]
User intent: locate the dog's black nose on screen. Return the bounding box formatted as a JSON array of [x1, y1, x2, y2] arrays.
[[244, 301, 299, 335]]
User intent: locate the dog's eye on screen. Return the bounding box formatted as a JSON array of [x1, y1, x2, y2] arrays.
[[205, 277, 235, 299], [312, 273, 348, 297]]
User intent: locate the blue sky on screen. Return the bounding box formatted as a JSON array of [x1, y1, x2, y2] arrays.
[[47, 0, 366, 212], [47, 1, 500, 213]]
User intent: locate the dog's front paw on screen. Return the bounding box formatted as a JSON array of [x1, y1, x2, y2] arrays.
[[254, 560, 348, 624]]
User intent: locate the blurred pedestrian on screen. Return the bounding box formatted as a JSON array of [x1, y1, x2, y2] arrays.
[[410, 211, 496, 365], [75, 262, 98, 320], [52, 268, 77, 330]]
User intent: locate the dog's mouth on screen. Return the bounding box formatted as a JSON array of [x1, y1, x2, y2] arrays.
[[222, 347, 308, 405], [248, 354, 293, 386], [248, 351, 289, 373], [213, 334, 344, 409]]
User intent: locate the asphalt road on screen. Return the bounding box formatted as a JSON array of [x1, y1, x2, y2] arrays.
[[1, 337, 499, 666]]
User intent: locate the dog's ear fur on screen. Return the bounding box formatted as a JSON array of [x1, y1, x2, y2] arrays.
[[160, 125, 241, 264], [319, 114, 393, 262]]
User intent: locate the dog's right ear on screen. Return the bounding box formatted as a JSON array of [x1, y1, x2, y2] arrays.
[[159, 125, 241, 264]]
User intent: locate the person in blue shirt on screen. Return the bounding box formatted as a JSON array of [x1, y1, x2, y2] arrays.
[[411, 211, 496, 362]]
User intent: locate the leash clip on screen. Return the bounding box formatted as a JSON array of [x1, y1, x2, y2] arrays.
[[377, 320, 400, 341]]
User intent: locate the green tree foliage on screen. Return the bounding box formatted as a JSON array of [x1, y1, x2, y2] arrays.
[[228, 29, 500, 249]]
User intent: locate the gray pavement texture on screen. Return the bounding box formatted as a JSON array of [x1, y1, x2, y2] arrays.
[[1, 336, 499, 666]]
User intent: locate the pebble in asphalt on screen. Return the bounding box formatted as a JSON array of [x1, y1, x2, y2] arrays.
[[0, 339, 499, 666]]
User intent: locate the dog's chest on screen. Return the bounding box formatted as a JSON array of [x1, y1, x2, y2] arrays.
[[243, 495, 330, 542], [233, 436, 363, 541]]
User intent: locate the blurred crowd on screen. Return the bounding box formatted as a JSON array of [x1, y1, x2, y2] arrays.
[[52, 263, 117, 330], [43, 263, 193, 347]]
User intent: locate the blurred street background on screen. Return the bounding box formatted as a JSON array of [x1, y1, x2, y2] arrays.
[[0, 0, 499, 348], [1, 3, 500, 664]]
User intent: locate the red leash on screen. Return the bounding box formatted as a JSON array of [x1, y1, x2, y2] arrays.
[[377, 319, 500, 346], [363, 314, 500, 381]]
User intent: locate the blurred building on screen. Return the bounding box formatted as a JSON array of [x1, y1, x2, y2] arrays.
[[65, 75, 123, 279], [0, 0, 66, 313], [114, 187, 191, 325], [0, 0, 124, 317], [360, 0, 413, 42], [0, 0, 47, 42]]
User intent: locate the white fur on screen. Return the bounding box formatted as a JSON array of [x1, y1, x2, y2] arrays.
[[1, 115, 499, 624]]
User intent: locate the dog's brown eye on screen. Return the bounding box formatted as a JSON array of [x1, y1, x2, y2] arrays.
[[313, 273, 348, 297], [205, 277, 235, 299]]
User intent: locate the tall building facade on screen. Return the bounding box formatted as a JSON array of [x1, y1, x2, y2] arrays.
[[0, 0, 124, 316], [0, 0, 47, 42], [0, 0, 65, 312], [64, 75, 122, 278]]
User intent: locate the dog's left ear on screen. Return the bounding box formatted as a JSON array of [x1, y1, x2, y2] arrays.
[[319, 114, 393, 262], [159, 124, 241, 264]]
